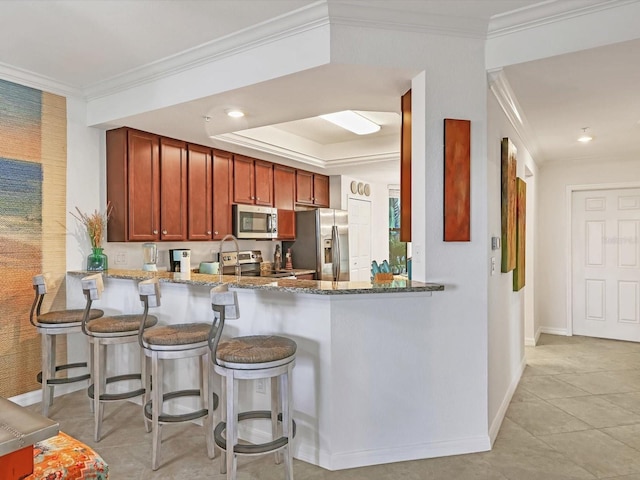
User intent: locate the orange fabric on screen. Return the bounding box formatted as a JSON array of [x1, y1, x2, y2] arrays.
[[26, 432, 108, 479]]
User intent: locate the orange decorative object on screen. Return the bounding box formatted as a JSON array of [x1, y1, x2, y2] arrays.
[[26, 432, 108, 479], [0, 445, 34, 480], [443, 118, 471, 242]]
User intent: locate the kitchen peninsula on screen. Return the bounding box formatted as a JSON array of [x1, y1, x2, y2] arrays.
[[66, 270, 444, 470]]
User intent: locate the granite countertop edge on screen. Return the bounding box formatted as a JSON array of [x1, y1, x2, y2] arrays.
[[67, 270, 444, 295]]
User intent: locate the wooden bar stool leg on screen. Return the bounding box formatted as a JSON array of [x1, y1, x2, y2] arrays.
[[271, 376, 282, 464], [282, 364, 294, 480], [226, 372, 238, 479], [93, 341, 106, 442], [202, 353, 215, 459], [142, 350, 151, 433], [41, 333, 55, 416], [220, 376, 227, 474], [88, 338, 94, 414], [151, 353, 163, 471]]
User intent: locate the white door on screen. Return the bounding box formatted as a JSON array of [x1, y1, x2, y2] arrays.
[[348, 198, 372, 281], [572, 188, 640, 341]]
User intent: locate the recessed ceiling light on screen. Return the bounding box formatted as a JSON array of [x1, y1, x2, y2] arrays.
[[319, 110, 381, 135], [577, 127, 593, 143], [226, 109, 245, 118]]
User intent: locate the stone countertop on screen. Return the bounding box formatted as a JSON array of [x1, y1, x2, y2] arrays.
[[68, 269, 444, 295]]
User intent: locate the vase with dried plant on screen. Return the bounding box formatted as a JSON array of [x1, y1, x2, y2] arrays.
[[71, 203, 113, 271]]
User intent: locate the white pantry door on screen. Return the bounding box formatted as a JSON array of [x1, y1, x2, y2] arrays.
[[572, 188, 640, 341], [348, 198, 372, 281]]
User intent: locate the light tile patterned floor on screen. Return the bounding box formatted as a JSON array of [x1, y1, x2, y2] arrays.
[[30, 334, 640, 479]]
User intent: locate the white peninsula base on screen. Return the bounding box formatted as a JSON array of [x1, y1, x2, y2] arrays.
[[65, 273, 488, 471]]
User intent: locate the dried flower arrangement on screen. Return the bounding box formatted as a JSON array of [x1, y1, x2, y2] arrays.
[[71, 202, 113, 249]]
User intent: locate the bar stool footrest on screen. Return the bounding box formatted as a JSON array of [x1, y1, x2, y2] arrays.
[[87, 373, 145, 401], [36, 362, 90, 385], [143, 389, 219, 423], [214, 410, 296, 455]]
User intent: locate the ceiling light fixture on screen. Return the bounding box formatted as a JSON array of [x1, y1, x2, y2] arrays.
[[577, 127, 593, 143], [319, 110, 380, 135], [226, 109, 245, 118]]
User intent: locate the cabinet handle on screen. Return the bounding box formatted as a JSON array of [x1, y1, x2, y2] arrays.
[[162, 229, 168, 235], [207, 231, 212, 235], [214, 231, 219, 235], [251, 196, 255, 200], [153, 230, 158, 235]]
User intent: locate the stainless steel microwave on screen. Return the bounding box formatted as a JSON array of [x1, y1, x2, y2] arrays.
[[233, 204, 278, 239]]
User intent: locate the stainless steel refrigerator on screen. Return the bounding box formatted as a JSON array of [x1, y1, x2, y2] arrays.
[[284, 209, 350, 281]]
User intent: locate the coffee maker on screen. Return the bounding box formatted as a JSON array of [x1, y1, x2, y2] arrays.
[[169, 249, 191, 272]]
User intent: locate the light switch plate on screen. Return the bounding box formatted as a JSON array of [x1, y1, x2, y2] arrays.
[[491, 236, 501, 250]]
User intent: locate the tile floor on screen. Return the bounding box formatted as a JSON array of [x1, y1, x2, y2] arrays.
[[32, 334, 640, 479]]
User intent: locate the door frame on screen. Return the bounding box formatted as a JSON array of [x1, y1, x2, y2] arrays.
[[565, 181, 640, 336]]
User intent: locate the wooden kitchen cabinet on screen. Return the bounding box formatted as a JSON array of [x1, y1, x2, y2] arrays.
[[295, 170, 329, 207], [212, 149, 233, 240], [274, 165, 296, 239], [187, 144, 212, 240], [233, 155, 273, 206], [107, 128, 187, 242], [107, 128, 160, 242], [295, 273, 315, 280], [274, 165, 296, 209], [159, 138, 188, 241], [313, 174, 329, 207]]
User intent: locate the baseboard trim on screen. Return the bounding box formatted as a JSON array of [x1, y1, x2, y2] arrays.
[[524, 326, 543, 346], [540, 326, 569, 336], [239, 422, 490, 470], [488, 354, 526, 445], [9, 382, 88, 407], [325, 435, 491, 471]]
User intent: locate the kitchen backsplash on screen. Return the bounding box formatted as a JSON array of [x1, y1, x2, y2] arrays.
[[104, 240, 278, 271]]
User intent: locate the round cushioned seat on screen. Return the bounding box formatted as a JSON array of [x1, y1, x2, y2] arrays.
[[216, 335, 297, 368], [38, 308, 103, 325], [143, 323, 211, 346], [86, 314, 158, 335]]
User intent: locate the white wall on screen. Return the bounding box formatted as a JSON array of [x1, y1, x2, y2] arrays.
[[66, 96, 102, 271], [537, 157, 640, 334], [329, 173, 389, 268], [486, 90, 538, 442]]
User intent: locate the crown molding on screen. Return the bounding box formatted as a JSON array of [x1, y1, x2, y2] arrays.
[[84, 2, 330, 100], [0, 61, 82, 98], [85, 0, 501, 101], [212, 132, 398, 170], [328, 0, 488, 38], [488, 0, 636, 38], [487, 68, 542, 163]]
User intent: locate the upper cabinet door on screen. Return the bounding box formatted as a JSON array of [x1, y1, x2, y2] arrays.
[[213, 150, 233, 240], [159, 138, 188, 241], [233, 155, 255, 204], [127, 129, 160, 241], [187, 144, 212, 240], [313, 174, 329, 207], [296, 170, 314, 204], [273, 165, 296, 210], [254, 160, 273, 206]]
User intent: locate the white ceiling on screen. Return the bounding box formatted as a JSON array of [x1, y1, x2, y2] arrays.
[[1, 0, 637, 181]]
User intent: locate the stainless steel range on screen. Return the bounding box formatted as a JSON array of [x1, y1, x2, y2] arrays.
[[218, 250, 295, 278]]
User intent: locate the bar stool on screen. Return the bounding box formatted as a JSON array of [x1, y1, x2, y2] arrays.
[[137, 278, 218, 470], [80, 273, 158, 442], [30, 273, 104, 417], [209, 285, 297, 480]]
